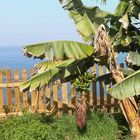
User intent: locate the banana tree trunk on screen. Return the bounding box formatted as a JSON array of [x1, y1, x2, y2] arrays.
[[113, 70, 140, 140]]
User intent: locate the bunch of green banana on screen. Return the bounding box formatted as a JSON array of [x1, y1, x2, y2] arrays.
[[73, 72, 94, 92]]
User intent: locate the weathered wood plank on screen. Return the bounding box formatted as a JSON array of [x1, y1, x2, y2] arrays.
[[6, 69, 12, 112], [92, 65, 97, 107], [53, 84, 58, 114], [21, 69, 28, 109], [14, 69, 20, 112], [38, 89, 44, 113], [99, 66, 104, 108], [62, 83, 68, 113], [106, 68, 111, 112], [70, 82, 76, 114], [30, 68, 36, 113], [46, 85, 51, 111], [0, 83, 20, 88]]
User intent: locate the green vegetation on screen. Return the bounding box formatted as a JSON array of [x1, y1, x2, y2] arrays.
[[2, 70, 6, 75], [0, 112, 131, 140], [0, 67, 8, 75]]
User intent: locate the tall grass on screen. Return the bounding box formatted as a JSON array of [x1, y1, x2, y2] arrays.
[[0, 111, 131, 140]]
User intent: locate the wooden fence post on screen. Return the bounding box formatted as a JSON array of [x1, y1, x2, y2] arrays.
[[53, 83, 58, 114], [21, 69, 29, 109], [38, 88, 44, 113], [46, 85, 51, 111], [30, 68, 36, 113], [14, 69, 20, 112], [106, 68, 112, 112], [99, 66, 104, 109], [92, 65, 97, 109], [6, 69, 12, 112], [62, 83, 68, 113], [70, 82, 76, 114]]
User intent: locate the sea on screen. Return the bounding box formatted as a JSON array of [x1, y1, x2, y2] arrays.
[[0, 46, 40, 72], [0, 46, 126, 71]]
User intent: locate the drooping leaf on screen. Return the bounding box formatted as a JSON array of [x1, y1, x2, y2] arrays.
[[20, 58, 95, 92], [20, 67, 60, 92], [109, 69, 140, 99], [69, 11, 96, 42], [60, 0, 112, 41], [23, 41, 94, 60]]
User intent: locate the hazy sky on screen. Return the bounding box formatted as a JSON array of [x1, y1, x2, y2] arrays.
[[0, 0, 119, 47]]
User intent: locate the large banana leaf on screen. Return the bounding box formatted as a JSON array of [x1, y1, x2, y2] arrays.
[[60, 0, 111, 41], [23, 41, 94, 60], [20, 58, 94, 91], [109, 69, 140, 99]]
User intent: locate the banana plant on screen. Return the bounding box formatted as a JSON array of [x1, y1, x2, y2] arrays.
[[20, 41, 96, 129], [20, 0, 140, 138], [59, 0, 140, 139]]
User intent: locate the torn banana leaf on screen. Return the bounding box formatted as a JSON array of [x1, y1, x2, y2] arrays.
[[20, 58, 95, 92], [23, 40, 94, 60]]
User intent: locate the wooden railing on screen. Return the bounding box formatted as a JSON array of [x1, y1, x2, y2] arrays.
[[0, 64, 124, 117]]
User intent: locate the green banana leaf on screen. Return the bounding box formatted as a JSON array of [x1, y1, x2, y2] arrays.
[[109, 69, 140, 99], [35, 60, 74, 74], [114, 0, 129, 17], [60, 0, 112, 41], [69, 11, 96, 42], [23, 41, 94, 60], [20, 67, 60, 92], [20, 58, 95, 92], [126, 51, 140, 66]]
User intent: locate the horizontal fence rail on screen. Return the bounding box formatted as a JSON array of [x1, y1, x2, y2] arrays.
[[0, 64, 125, 117]]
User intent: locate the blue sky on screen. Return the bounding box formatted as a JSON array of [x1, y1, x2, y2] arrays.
[[0, 0, 119, 47]]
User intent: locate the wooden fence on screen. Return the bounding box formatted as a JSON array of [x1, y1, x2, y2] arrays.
[[0, 64, 124, 118]]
